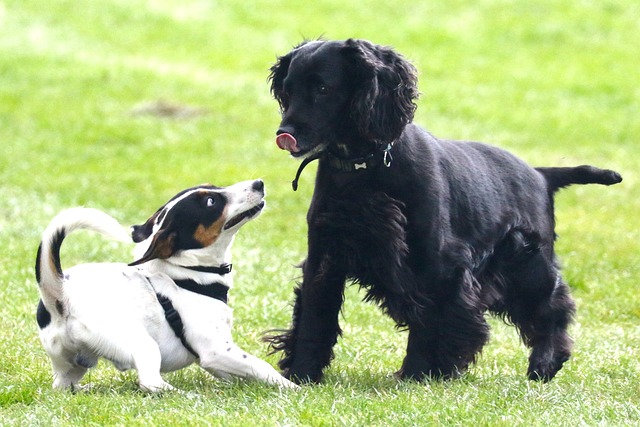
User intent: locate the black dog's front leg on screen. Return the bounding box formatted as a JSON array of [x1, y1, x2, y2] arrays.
[[274, 256, 346, 384]]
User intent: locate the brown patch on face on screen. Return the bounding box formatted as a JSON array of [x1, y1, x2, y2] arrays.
[[193, 207, 228, 247], [152, 233, 177, 259], [129, 229, 177, 266]]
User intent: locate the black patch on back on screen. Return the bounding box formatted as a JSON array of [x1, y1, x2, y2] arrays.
[[36, 299, 51, 329]]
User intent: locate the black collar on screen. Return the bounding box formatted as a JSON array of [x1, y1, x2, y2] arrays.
[[326, 151, 380, 172], [174, 279, 229, 304], [181, 263, 232, 275], [291, 143, 394, 191]]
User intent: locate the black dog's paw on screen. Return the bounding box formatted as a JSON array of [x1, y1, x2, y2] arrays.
[[395, 366, 466, 382], [527, 354, 569, 382], [284, 365, 324, 384], [396, 354, 468, 382], [395, 367, 423, 381], [284, 350, 328, 384], [527, 365, 558, 382]]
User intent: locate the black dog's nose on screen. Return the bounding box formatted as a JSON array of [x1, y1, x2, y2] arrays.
[[276, 125, 295, 136], [252, 179, 264, 192]]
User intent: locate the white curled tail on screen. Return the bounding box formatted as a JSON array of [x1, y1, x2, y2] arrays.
[[35, 207, 131, 315]]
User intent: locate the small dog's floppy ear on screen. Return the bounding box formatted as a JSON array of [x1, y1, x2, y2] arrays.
[[129, 227, 178, 266], [343, 39, 419, 145]]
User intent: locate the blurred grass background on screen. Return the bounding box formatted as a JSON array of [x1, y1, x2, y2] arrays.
[[1, 0, 638, 425]]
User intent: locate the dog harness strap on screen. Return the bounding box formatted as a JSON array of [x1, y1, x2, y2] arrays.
[[182, 263, 232, 275], [155, 293, 199, 358], [173, 279, 229, 304]]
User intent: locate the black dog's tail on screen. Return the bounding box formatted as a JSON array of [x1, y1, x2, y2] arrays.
[[35, 208, 130, 318], [536, 165, 622, 194]]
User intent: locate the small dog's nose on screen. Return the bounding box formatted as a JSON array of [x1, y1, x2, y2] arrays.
[[252, 179, 264, 192]]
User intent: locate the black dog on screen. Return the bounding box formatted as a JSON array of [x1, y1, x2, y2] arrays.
[[265, 39, 622, 383]]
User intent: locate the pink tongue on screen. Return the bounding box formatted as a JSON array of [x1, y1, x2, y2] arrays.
[[276, 133, 300, 153]]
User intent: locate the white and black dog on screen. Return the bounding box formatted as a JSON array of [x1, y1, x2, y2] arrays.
[[35, 179, 297, 391]]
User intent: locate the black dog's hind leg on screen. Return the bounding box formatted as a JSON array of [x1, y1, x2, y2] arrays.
[[522, 279, 574, 381], [499, 231, 575, 381], [267, 256, 346, 384]]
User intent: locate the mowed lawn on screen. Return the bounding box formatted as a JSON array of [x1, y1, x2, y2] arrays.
[[1, 1, 638, 425]]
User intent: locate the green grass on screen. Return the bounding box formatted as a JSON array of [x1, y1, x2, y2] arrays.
[[1, 0, 639, 425]]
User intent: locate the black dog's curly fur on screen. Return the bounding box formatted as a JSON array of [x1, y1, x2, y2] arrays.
[[265, 39, 622, 383]]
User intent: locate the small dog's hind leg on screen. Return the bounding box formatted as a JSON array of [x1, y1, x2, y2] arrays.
[[51, 362, 88, 391], [128, 335, 175, 392]]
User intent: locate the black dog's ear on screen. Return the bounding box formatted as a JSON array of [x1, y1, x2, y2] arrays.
[[269, 52, 293, 112], [269, 41, 315, 112], [129, 226, 178, 266], [342, 39, 419, 145]]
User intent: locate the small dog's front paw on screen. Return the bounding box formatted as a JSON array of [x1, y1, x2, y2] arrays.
[[279, 378, 301, 390], [139, 380, 176, 393], [70, 383, 93, 393]]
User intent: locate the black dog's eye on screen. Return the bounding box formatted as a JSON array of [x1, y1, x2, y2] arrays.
[[316, 84, 328, 95], [206, 197, 216, 208]]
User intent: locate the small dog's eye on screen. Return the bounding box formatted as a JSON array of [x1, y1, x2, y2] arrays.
[[316, 84, 328, 95], [206, 197, 215, 207]]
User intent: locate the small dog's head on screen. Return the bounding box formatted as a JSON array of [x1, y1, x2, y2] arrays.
[[129, 179, 265, 266], [270, 39, 419, 158]]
